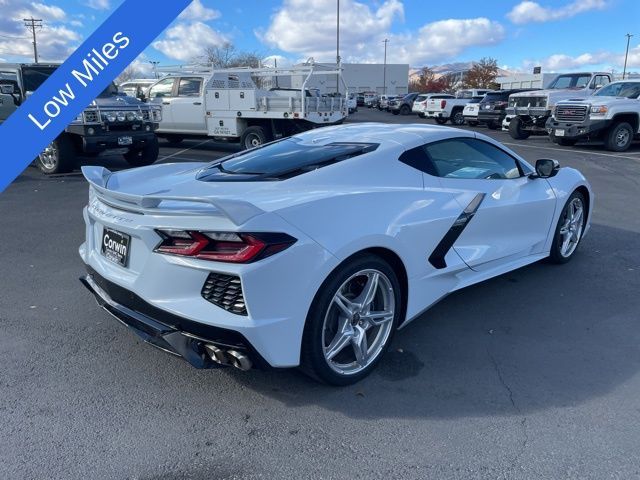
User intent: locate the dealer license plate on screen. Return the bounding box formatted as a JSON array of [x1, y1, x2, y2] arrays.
[[118, 136, 133, 146], [101, 228, 131, 267], [555, 129, 565, 137]]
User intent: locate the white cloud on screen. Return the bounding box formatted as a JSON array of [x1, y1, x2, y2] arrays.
[[507, 0, 608, 24], [87, 0, 110, 10], [259, 0, 503, 66], [0, 1, 81, 62], [0, 25, 80, 62], [259, 0, 404, 61], [179, 0, 220, 21], [392, 18, 505, 65], [24, 2, 66, 20], [523, 44, 640, 71], [152, 21, 229, 62]]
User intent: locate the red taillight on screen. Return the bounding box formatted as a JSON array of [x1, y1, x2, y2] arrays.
[[154, 230, 296, 263], [440, 99, 447, 109]]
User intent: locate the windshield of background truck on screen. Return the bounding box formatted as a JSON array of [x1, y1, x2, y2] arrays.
[[97, 83, 119, 98], [549, 74, 592, 89], [21, 66, 58, 92], [593, 82, 640, 99]]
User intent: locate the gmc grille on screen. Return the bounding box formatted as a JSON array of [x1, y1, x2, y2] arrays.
[[555, 105, 588, 122], [201, 273, 247, 316]]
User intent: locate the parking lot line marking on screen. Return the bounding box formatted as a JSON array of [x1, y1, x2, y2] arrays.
[[159, 139, 212, 161], [501, 142, 640, 162]]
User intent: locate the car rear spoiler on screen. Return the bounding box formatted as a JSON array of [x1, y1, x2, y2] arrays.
[[81, 166, 264, 225]]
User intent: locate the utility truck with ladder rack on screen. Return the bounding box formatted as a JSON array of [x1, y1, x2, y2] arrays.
[[147, 63, 348, 149]]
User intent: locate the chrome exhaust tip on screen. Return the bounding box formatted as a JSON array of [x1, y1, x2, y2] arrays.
[[226, 349, 252, 371], [204, 344, 229, 365]]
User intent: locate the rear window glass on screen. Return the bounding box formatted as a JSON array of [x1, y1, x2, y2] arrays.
[[482, 92, 507, 102], [198, 139, 378, 181]]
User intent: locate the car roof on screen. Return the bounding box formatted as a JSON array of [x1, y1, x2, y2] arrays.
[[294, 122, 474, 149]]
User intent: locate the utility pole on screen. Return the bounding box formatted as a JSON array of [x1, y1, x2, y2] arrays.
[[382, 38, 389, 95], [623, 33, 633, 80], [23, 17, 42, 64], [336, 0, 340, 94]]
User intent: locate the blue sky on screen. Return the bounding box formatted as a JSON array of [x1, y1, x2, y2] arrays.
[[0, 0, 638, 74]]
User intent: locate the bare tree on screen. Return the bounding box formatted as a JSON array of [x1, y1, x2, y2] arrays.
[[201, 42, 262, 69], [115, 65, 138, 84], [462, 57, 499, 89]]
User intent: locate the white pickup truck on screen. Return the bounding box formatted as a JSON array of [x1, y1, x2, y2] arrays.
[[422, 89, 492, 125], [546, 80, 640, 151], [148, 64, 347, 149]]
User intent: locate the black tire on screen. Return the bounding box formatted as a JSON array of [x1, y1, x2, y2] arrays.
[[300, 254, 403, 386], [487, 121, 499, 130], [549, 191, 587, 264], [124, 136, 159, 167], [240, 126, 268, 150], [450, 109, 465, 126], [435, 117, 448, 125], [508, 116, 531, 139], [36, 135, 76, 174], [399, 105, 411, 116], [604, 122, 633, 152], [418, 113, 425, 119], [163, 134, 184, 146]]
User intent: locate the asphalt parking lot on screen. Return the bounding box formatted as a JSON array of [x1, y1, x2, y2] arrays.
[[2, 108, 639, 480]]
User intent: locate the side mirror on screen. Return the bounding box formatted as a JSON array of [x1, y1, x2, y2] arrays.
[[531, 159, 560, 178]]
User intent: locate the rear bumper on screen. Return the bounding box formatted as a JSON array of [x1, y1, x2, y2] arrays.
[[477, 111, 504, 123], [83, 131, 156, 153], [424, 111, 446, 119], [81, 267, 270, 369]]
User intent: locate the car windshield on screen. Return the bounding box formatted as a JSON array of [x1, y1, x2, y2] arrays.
[[593, 82, 640, 98], [198, 138, 379, 180], [21, 66, 58, 92], [549, 74, 592, 89], [416, 95, 428, 102]]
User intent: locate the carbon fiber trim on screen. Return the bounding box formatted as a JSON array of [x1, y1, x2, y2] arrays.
[[428, 193, 485, 269]]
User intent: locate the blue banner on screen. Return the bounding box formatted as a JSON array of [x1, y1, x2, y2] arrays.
[[0, 0, 192, 192]]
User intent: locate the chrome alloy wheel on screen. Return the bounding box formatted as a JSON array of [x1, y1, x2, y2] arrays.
[[559, 197, 585, 258], [321, 269, 395, 375], [39, 142, 59, 170]]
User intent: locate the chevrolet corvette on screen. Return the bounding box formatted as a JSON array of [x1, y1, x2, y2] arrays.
[[79, 123, 592, 385]]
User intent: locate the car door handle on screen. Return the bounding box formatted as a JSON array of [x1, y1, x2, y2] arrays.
[[162, 101, 170, 105], [193, 102, 202, 105]]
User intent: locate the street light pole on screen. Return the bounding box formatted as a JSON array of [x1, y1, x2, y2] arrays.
[[336, 0, 340, 94], [149, 61, 159, 79], [623, 33, 633, 80], [382, 38, 389, 95]]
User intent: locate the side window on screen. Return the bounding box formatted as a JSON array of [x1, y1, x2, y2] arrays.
[[398, 146, 438, 176], [177, 77, 202, 97], [592, 75, 610, 89], [148, 78, 175, 98], [424, 138, 522, 180]]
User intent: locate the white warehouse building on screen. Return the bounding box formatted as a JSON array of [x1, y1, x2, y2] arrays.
[[289, 63, 409, 95]]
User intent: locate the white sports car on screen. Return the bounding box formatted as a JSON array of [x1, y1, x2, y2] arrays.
[[80, 123, 592, 385]]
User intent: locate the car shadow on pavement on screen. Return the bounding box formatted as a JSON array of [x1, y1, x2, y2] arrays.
[[216, 222, 640, 420]]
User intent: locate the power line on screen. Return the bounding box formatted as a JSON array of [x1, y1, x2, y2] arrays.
[[23, 17, 42, 63], [0, 33, 31, 39]]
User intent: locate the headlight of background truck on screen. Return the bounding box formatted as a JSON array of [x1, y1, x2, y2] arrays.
[[590, 105, 608, 116]]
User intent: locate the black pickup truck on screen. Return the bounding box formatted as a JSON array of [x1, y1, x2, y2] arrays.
[[0, 63, 162, 174]]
